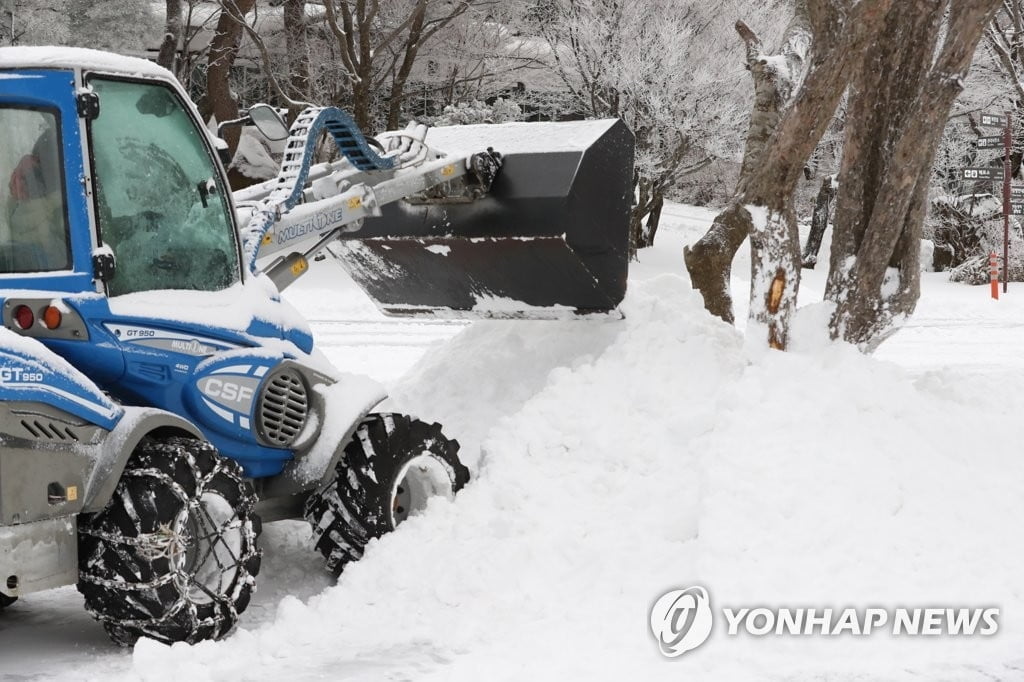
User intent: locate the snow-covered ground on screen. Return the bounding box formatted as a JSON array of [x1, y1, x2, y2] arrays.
[[5, 204, 1024, 680]]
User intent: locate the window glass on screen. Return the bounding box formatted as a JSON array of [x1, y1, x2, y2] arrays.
[[0, 107, 71, 272], [89, 78, 239, 296]]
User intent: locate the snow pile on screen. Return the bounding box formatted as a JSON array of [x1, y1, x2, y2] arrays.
[[387, 313, 625, 461], [100, 272, 1024, 680]]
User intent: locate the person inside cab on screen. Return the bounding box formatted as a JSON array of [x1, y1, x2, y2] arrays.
[[5, 119, 70, 272]]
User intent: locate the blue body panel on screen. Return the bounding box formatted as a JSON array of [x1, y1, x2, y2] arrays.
[[52, 294, 312, 477], [0, 338, 122, 431], [0, 68, 322, 479], [0, 291, 315, 478]]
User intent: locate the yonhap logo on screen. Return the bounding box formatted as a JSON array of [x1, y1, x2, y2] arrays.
[[649, 586, 714, 657], [649, 585, 1001, 659]]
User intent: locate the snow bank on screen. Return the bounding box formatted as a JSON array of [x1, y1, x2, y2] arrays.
[[108, 272, 1024, 681], [386, 314, 624, 462]]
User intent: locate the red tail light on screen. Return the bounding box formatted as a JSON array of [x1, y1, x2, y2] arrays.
[[12, 305, 34, 330]]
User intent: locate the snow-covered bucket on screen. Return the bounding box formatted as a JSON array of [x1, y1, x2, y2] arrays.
[[332, 119, 634, 319]]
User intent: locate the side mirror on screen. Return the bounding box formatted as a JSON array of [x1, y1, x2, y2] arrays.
[[213, 137, 231, 166], [248, 104, 290, 141]]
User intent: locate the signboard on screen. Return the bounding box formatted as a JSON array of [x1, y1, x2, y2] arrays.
[[1012, 185, 1024, 200], [977, 135, 1004, 149], [962, 167, 1005, 181], [1012, 202, 1024, 216], [981, 113, 1007, 128]]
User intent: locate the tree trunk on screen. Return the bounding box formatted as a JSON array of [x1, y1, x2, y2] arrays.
[[283, 0, 309, 121], [627, 178, 667, 256], [387, 0, 428, 130], [207, 0, 255, 157], [629, 174, 650, 259], [684, 7, 811, 323], [156, 0, 183, 72], [643, 194, 665, 248], [748, 0, 912, 349], [352, 2, 374, 132], [683, 204, 752, 323], [801, 174, 836, 268], [351, 72, 373, 131], [687, 0, 892, 350], [825, 0, 1001, 348]]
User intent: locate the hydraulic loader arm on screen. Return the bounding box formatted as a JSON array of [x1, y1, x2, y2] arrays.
[[234, 107, 633, 318], [235, 107, 501, 291]]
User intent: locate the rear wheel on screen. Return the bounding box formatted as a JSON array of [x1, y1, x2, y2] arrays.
[[77, 436, 261, 647], [305, 414, 469, 575]]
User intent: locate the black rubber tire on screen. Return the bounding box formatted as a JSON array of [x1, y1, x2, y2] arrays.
[[305, 414, 469, 576], [77, 436, 261, 647], [0, 593, 15, 609]]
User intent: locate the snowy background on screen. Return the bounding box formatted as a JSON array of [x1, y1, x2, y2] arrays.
[[2, 204, 1023, 680]]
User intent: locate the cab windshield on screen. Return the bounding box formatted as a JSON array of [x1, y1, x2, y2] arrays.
[[0, 106, 71, 273], [88, 77, 240, 296]]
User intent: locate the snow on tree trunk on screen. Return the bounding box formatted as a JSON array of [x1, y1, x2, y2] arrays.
[[747, 204, 802, 349], [825, 0, 1001, 349]]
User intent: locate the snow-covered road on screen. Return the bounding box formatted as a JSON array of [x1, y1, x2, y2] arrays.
[[5, 205, 1024, 681]]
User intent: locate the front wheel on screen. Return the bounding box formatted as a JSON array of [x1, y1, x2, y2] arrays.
[[0, 593, 15, 609], [77, 436, 261, 646], [305, 414, 469, 576]]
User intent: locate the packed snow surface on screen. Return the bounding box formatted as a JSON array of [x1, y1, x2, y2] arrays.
[[5, 204, 1024, 680]]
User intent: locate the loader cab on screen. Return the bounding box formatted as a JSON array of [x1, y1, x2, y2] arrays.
[[0, 56, 243, 297]]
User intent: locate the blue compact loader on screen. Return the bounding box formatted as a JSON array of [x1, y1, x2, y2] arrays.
[[0, 47, 634, 646]]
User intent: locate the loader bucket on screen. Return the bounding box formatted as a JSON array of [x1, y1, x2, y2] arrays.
[[333, 118, 634, 318]]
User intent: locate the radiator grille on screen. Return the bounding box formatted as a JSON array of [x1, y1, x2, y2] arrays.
[[257, 369, 309, 447]]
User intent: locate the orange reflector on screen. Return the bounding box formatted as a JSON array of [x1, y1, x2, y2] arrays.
[[42, 306, 62, 330]]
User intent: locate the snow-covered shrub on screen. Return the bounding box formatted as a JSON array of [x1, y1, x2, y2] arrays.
[[926, 192, 1024, 283], [930, 193, 998, 274], [430, 98, 523, 126]]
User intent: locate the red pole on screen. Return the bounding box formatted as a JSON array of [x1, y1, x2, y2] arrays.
[[1004, 110, 1012, 293], [992, 252, 1000, 300]]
